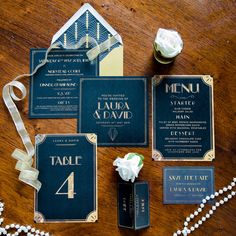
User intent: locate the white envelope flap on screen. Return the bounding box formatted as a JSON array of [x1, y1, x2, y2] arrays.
[[51, 3, 123, 62]]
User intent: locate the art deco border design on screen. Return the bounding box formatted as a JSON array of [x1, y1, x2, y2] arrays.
[[34, 211, 45, 223], [86, 133, 97, 144], [86, 211, 98, 222], [152, 150, 164, 161], [35, 134, 46, 145]]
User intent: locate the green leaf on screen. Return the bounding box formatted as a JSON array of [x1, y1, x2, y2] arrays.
[[138, 154, 144, 161], [126, 153, 144, 165], [138, 159, 143, 167], [127, 153, 136, 160]]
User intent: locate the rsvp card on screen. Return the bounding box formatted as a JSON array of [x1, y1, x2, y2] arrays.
[[152, 75, 214, 161], [34, 134, 97, 222], [78, 77, 148, 146], [29, 49, 98, 118], [163, 166, 214, 204]]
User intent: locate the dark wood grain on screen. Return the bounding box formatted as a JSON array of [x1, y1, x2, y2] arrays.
[[0, 0, 236, 235]]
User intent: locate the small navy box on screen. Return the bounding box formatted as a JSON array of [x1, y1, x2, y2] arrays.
[[118, 181, 150, 230]]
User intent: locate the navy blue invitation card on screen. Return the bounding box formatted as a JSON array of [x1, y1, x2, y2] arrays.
[[118, 181, 150, 230], [163, 166, 214, 204], [152, 75, 214, 161], [34, 134, 97, 222], [78, 77, 148, 146], [29, 49, 98, 118]]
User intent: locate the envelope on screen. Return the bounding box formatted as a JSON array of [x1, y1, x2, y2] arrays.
[[51, 3, 123, 76]]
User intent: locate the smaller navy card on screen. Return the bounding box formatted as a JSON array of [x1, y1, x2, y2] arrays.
[[163, 166, 214, 204], [34, 134, 97, 222], [78, 77, 148, 146], [29, 49, 98, 118], [118, 181, 150, 230]]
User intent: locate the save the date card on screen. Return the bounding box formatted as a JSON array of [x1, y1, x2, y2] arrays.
[[29, 49, 98, 118], [163, 166, 214, 204], [78, 77, 148, 146], [34, 134, 97, 222], [152, 75, 214, 161]]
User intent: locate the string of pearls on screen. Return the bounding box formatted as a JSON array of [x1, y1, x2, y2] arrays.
[[0, 201, 50, 236], [173, 177, 236, 236]]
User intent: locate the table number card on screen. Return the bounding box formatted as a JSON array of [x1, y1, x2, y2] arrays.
[[163, 167, 215, 204], [29, 49, 98, 118], [152, 75, 214, 161], [78, 77, 148, 146], [34, 134, 97, 222]]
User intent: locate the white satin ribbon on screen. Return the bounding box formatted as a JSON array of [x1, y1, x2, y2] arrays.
[[63, 35, 99, 50], [86, 34, 119, 61], [2, 42, 60, 191], [2, 36, 107, 190], [60, 34, 118, 61]]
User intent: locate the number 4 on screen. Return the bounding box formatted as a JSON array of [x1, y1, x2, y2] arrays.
[[55, 172, 76, 199]]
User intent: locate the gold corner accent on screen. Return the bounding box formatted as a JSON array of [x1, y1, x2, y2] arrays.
[[86, 134, 97, 144], [34, 211, 45, 223], [203, 149, 215, 161], [86, 211, 97, 222], [201, 75, 213, 86], [35, 134, 46, 145], [152, 150, 163, 161], [152, 75, 163, 86]]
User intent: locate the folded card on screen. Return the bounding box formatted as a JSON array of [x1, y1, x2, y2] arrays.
[[34, 134, 97, 222], [163, 166, 214, 204], [51, 3, 123, 76], [77, 77, 148, 146], [118, 181, 150, 230], [152, 75, 214, 161], [29, 49, 98, 118]]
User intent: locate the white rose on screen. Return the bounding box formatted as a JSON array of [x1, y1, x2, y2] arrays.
[[113, 153, 144, 182], [154, 28, 183, 58]]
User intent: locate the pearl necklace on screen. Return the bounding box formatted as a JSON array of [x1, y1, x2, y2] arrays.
[[173, 177, 236, 236], [0, 201, 50, 236]]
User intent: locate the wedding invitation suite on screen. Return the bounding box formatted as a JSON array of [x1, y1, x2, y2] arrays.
[[152, 75, 214, 161], [2, 1, 233, 234], [34, 134, 97, 222], [163, 166, 214, 204], [29, 49, 98, 118], [78, 77, 148, 146]]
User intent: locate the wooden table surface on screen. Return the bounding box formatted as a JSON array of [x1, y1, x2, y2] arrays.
[[0, 0, 236, 235]]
